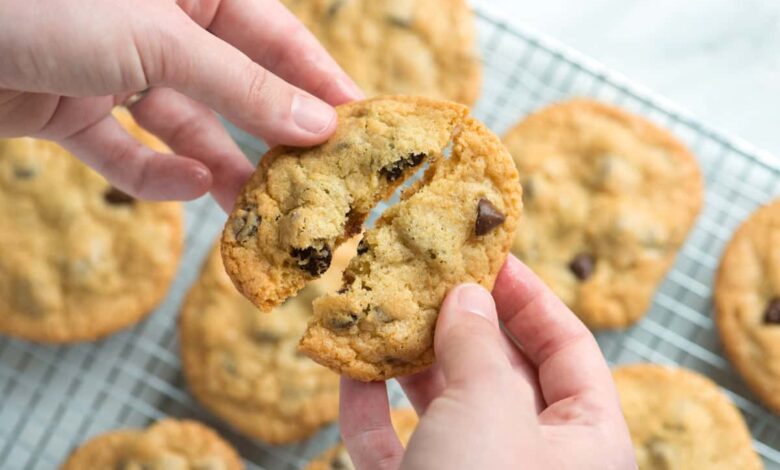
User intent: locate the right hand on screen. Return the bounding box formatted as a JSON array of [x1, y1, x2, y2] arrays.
[[339, 255, 637, 470]]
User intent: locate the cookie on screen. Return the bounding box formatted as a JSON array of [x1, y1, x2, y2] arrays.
[[715, 198, 780, 414], [60, 419, 243, 470], [179, 239, 357, 444], [614, 364, 762, 470], [0, 108, 183, 342], [281, 0, 481, 105], [504, 99, 703, 329], [306, 408, 418, 470], [221, 96, 521, 380]]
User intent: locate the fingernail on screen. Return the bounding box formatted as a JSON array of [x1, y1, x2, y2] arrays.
[[455, 283, 496, 321], [291, 94, 336, 134]]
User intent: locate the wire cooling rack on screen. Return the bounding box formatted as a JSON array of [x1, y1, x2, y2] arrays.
[[2, 2, 779, 469]]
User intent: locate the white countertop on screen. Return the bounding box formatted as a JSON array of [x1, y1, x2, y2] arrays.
[[487, 0, 780, 156]]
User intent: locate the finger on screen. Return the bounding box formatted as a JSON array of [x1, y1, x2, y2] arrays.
[[339, 377, 404, 470], [59, 114, 211, 200], [397, 365, 446, 415], [143, 8, 338, 147], [400, 331, 544, 414], [498, 327, 545, 413], [183, 0, 364, 104], [434, 284, 537, 412], [127, 87, 254, 212], [492, 256, 619, 421]]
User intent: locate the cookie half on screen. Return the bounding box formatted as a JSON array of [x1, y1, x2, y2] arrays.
[[282, 0, 481, 105], [306, 408, 418, 470], [0, 108, 183, 342], [179, 240, 356, 443], [614, 364, 761, 470], [504, 99, 703, 329], [715, 198, 780, 413], [60, 419, 243, 470]]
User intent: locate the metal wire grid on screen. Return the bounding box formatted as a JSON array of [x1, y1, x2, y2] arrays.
[[1, 2, 779, 469]]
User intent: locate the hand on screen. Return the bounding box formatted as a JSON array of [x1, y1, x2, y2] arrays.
[[0, 0, 362, 209], [339, 255, 636, 470]]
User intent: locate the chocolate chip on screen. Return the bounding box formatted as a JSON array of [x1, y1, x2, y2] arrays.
[[521, 177, 535, 202], [251, 330, 280, 344], [475, 198, 506, 236], [344, 208, 364, 237], [379, 153, 425, 181], [764, 298, 780, 325], [372, 307, 394, 323], [328, 312, 358, 330], [326, 0, 346, 18], [232, 207, 261, 243], [13, 166, 37, 179], [357, 239, 369, 255], [387, 15, 412, 28], [103, 187, 134, 205], [291, 245, 332, 276], [569, 253, 595, 281]]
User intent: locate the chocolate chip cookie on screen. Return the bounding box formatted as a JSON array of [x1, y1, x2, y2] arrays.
[[0, 108, 183, 342], [221, 96, 521, 381], [614, 364, 762, 470], [281, 0, 481, 105], [306, 408, 418, 470], [60, 419, 243, 470], [716, 198, 780, 414], [504, 99, 703, 329], [180, 239, 357, 444]]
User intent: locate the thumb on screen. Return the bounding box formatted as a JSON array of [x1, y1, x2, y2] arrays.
[[434, 283, 511, 391], [143, 8, 338, 147]]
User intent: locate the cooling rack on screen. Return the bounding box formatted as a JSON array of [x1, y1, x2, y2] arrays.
[[1, 2, 779, 468]]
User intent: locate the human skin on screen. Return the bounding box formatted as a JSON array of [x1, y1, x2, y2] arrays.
[[340, 255, 637, 470], [0, 0, 363, 210]]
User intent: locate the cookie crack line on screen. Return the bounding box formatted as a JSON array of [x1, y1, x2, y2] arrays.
[[221, 96, 522, 381]]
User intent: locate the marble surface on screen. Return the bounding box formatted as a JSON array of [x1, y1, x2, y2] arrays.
[[486, 0, 780, 157]]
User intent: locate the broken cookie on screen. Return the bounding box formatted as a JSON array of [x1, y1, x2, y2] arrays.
[[221, 96, 522, 381]]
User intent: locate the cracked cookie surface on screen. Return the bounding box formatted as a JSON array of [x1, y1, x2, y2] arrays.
[[305, 408, 418, 470], [298, 99, 522, 381], [614, 364, 761, 470], [0, 109, 183, 342], [504, 100, 703, 329], [60, 419, 243, 470], [221, 96, 469, 311], [222, 96, 521, 381], [179, 240, 356, 444], [716, 198, 780, 414], [281, 0, 481, 105]]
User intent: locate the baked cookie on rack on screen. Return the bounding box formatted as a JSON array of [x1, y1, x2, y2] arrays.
[[221, 96, 522, 381], [504, 99, 703, 329], [613, 364, 762, 470], [306, 408, 418, 470], [715, 198, 780, 414], [281, 0, 481, 105], [60, 419, 243, 470], [0, 108, 183, 343], [180, 239, 357, 444]]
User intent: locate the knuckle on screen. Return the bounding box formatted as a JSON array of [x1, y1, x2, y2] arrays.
[[110, 142, 148, 197], [167, 113, 206, 148], [244, 64, 273, 109]]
